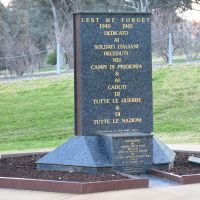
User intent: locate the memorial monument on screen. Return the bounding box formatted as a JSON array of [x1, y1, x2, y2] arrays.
[[37, 12, 175, 174]]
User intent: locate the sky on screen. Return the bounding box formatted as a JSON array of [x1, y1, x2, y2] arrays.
[[1, 0, 9, 6], [181, 3, 200, 21], [0, 0, 200, 21]]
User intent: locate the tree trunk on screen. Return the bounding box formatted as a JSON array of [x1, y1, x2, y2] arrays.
[[168, 33, 173, 65], [57, 42, 61, 73], [49, 0, 65, 74]]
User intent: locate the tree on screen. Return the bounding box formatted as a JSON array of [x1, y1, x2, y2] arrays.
[[27, 0, 54, 50], [109, 0, 196, 12], [45, 0, 199, 71], [175, 20, 200, 62], [0, 2, 9, 72], [80, 0, 197, 12], [1, 0, 49, 77], [49, 0, 81, 73], [152, 9, 180, 63]]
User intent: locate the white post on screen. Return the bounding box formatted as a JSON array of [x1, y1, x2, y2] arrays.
[[168, 33, 173, 65], [56, 42, 61, 74]]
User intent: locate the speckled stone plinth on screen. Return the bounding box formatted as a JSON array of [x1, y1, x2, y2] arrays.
[[37, 135, 113, 173], [37, 134, 175, 174], [152, 136, 176, 169]]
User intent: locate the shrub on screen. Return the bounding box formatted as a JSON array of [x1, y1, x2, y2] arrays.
[[45, 52, 56, 65]]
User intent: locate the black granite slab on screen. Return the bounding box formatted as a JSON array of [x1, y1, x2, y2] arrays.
[[112, 134, 153, 174], [74, 12, 153, 136]]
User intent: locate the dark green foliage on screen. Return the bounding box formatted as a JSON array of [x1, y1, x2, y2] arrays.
[[8, 0, 54, 50], [27, 0, 54, 50], [45, 52, 57, 65]]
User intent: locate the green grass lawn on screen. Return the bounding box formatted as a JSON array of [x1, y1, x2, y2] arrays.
[[38, 65, 68, 72], [153, 65, 200, 143], [0, 75, 74, 152], [0, 65, 200, 152]]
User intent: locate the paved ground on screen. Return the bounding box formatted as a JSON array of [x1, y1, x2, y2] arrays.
[[140, 175, 179, 187], [168, 144, 200, 152], [0, 70, 73, 81], [0, 184, 200, 200]]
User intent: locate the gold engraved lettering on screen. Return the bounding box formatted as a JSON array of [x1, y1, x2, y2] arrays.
[[112, 99, 119, 104], [113, 119, 120, 124], [121, 17, 147, 23], [139, 150, 148, 153], [105, 18, 116, 23], [115, 78, 120, 83], [121, 118, 142, 123], [120, 145, 129, 148], [129, 139, 140, 142], [121, 98, 142, 103], [117, 64, 143, 70], [109, 65, 115, 69], [99, 24, 111, 29], [114, 38, 120, 43], [91, 65, 108, 70], [115, 112, 121, 117], [104, 51, 129, 56], [114, 92, 121, 97], [93, 119, 110, 125], [104, 31, 129, 36], [94, 44, 115, 50], [116, 105, 120, 110], [117, 150, 127, 154], [107, 84, 127, 90], [115, 71, 120, 76], [81, 17, 99, 23], [137, 155, 146, 158], [117, 44, 139, 49], [93, 99, 110, 104], [113, 58, 122, 62], [122, 24, 134, 29]]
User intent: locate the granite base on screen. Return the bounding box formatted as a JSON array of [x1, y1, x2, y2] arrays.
[[37, 133, 175, 174]]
